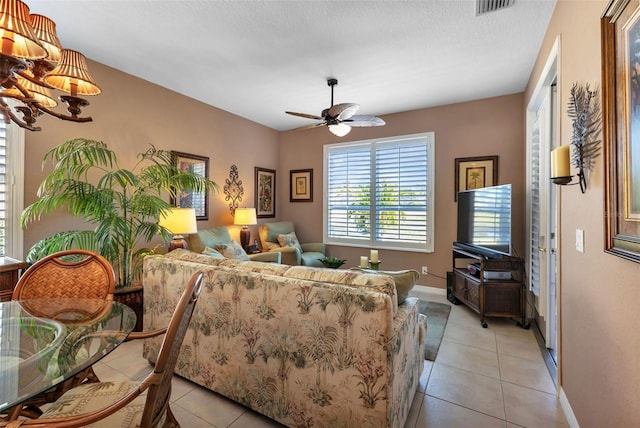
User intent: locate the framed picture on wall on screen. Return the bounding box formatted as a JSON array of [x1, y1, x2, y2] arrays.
[[602, 0, 640, 262], [171, 151, 209, 220], [454, 155, 498, 201], [290, 169, 313, 202], [255, 167, 276, 218]]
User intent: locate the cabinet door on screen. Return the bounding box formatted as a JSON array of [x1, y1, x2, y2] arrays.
[[466, 277, 480, 311], [453, 271, 468, 300], [484, 282, 522, 315]]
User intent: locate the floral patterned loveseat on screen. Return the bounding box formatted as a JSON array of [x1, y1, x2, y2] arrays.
[[142, 250, 427, 428]]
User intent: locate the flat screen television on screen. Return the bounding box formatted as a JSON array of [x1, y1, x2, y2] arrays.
[[455, 184, 512, 258]]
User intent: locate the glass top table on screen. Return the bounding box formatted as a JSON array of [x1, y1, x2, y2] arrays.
[[0, 298, 136, 413]]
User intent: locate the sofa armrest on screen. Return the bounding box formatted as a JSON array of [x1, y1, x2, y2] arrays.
[[249, 251, 281, 263], [267, 246, 301, 265], [301, 242, 325, 254]]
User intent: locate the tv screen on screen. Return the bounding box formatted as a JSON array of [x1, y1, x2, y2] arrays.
[[456, 184, 512, 257]]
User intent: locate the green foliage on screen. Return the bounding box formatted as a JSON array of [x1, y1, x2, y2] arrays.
[[21, 138, 219, 288]]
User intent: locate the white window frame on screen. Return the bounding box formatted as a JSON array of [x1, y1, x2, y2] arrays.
[[2, 123, 25, 258], [323, 132, 435, 253]]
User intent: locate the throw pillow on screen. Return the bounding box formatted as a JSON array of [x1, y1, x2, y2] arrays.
[[202, 246, 225, 259], [215, 241, 250, 261], [352, 268, 419, 305], [277, 232, 303, 253]]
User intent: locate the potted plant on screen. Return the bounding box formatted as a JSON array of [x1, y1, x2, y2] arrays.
[[21, 138, 219, 290]]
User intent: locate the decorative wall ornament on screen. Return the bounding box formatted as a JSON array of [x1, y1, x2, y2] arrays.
[[550, 82, 601, 193], [224, 164, 244, 216]]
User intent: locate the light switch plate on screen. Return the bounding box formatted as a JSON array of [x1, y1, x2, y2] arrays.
[[576, 229, 584, 253]]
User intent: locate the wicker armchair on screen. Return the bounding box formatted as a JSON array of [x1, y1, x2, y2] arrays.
[[0, 271, 204, 428], [13, 249, 115, 301], [7, 250, 116, 419]]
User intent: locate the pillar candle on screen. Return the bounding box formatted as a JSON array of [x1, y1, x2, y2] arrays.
[[360, 256, 368, 268], [551, 145, 570, 178], [370, 250, 379, 263]]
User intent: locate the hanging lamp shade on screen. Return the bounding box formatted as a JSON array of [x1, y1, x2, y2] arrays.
[[0, 0, 47, 60], [328, 123, 351, 137], [3, 69, 57, 107], [29, 14, 61, 63], [44, 49, 101, 96]]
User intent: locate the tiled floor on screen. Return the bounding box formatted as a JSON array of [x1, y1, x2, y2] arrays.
[[93, 285, 568, 427]]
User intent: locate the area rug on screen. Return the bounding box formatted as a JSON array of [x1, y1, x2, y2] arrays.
[[418, 300, 451, 361]]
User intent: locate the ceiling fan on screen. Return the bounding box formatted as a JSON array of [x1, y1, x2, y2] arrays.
[[286, 78, 385, 137]]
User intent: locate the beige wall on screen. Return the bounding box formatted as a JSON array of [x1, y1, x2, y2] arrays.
[[22, 60, 280, 254], [279, 93, 525, 288], [526, 0, 640, 425]]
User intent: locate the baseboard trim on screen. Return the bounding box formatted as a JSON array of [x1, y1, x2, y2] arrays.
[[413, 284, 446, 295], [559, 387, 579, 428]]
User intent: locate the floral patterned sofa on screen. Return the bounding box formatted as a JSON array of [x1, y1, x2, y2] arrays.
[[142, 249, 427, 428]]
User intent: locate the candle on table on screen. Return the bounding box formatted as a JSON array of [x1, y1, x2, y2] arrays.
[[360, 256, 368, 268], [551, 145, 570, 177], [370, 250, 379, 263]]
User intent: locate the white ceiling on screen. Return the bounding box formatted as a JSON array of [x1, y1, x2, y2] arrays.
[[28, 0, 556, 131]]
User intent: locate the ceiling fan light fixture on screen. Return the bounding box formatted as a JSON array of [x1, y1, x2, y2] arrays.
[[329, 123, 351, 137]]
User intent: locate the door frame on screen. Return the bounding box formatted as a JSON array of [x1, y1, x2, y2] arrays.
[[525, 36, 561, 385]]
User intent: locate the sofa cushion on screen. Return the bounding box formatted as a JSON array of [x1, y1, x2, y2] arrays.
[[352, 268, 419, 304], [277, 231, 302, 253], [202, 246, 225, 259], [300, 252, 325, 267], [186, 227, 232, 254], [215, 241, 250, 260], [284, 266, 398, 311], [162, 249, 225, 266]]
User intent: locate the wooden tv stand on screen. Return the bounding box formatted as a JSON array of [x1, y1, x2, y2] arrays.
[[451, 246, 528, 329]]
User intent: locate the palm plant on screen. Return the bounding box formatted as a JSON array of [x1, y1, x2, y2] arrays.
[[21, 138, 219, 288]]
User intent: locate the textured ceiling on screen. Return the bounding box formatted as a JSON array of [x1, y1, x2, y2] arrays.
[[28, 0, 556, 131]]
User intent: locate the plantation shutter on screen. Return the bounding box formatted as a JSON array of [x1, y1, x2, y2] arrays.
[[530, 112, 542, 296], [375, 140, 430, 248], [0, 122, 7, 255], [326, 146, 371, 240], [324, 133, 434, 252]]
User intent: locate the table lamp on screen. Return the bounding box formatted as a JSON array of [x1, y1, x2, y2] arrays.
[[159, 208, 198, 251], [234, 207, 257, 250]]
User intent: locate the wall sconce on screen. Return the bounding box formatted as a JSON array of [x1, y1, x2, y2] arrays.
[[550, 82, 601, 193]]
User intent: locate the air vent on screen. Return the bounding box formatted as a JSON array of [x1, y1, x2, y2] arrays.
[[476, 0, 515, 16]]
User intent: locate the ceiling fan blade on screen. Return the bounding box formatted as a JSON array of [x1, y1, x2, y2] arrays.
[[328, 123, 352, 137], [286, 111, 324, 121], [292, 122, 326, 131], [344, 115, 386, 127], [328, 103, 359, 120]]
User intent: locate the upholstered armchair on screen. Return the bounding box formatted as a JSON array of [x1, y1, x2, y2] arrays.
[[185, 226, 281, 263], [258, 221, 325, 266]]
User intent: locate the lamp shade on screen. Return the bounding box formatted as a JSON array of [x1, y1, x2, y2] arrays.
[[234, 208, 257, 226], [29, 14, 62, 63], [0, 0, 47, 60], [159, 208, 197, 235], [44, 49, 101, 96], [3, 68, 57, 107]]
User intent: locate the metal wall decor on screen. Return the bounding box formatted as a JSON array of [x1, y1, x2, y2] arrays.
[[224, 164, 244, 216]]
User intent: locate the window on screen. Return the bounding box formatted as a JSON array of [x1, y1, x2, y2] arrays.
[[0, 121, 24, 257], [324, 132, 434, 252]]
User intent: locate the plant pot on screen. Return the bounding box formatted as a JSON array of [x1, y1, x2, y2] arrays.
[[114, 285, 143, 332]]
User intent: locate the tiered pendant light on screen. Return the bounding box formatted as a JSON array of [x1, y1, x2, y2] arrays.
[[0, 0, 100, 131]]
